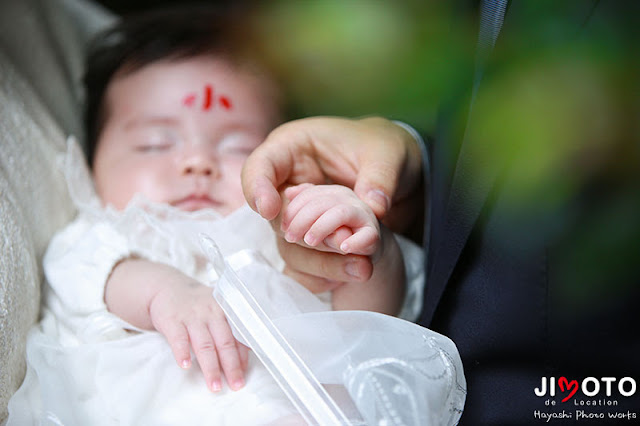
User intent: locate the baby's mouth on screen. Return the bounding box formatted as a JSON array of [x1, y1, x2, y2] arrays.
[[172, 195, 221, 212]]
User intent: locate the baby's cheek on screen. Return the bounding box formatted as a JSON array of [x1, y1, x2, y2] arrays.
[[221, 160, 248, 207], [225, 180, 248, 209], [110, 172, 170, 208], [95, 172, 135, 210]]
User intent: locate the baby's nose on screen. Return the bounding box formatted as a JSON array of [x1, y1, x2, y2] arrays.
[[181, 152, 217, 177]]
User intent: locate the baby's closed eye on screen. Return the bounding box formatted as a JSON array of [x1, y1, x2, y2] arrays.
[[134, 127, 180, 152], [217, 132, 260, 156]]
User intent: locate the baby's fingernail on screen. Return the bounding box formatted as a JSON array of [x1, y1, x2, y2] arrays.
[[181, 359, 191, 369], [284, 232, 295, 243], [345, 260, 362, 280], [340, 241, 350, 253], [232, 378, 245, 390], [366, 189, 390, 215], [304, 233, 316, 246], [210, 380, 222, 392]]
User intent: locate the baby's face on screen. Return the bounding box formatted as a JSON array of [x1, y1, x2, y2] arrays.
[[92, 56, 278, 215]]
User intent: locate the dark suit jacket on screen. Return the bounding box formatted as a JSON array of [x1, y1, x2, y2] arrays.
[[417, 1, 640, 424]]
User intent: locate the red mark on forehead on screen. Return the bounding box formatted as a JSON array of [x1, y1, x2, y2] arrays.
[[202, 85, 213, 110], [182, 84, 232, 111], [219, 96, 232, 110], [182, 93, 197, 107]]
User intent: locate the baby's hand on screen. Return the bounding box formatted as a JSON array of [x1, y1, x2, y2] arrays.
[[281, 183, 380, 256], [147, 272, 248, 393]]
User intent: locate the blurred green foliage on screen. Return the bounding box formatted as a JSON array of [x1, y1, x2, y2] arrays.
[[249, 0, 639, 304], [250, 0, 475, 130]]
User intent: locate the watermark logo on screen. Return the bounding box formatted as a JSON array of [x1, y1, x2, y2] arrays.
[[533, 377, 637, 422], [535, 377, 636, 402]]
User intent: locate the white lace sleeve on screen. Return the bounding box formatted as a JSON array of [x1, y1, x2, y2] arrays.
[[43, 214, 131, 323], [395, 233, 425, 322]]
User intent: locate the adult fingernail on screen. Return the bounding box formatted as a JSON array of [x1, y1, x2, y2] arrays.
[[255, 197, 264, 217], [366, 189, 390, 215], [345, 260, 362, 280]]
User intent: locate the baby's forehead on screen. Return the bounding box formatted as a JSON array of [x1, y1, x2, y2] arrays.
[[108, 55, 280, 107], [100, 54, 282, 132], [116, 54, 272, 86]]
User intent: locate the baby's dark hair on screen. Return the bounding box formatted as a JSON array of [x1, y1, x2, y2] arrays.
[[83, 4, 274, 166]]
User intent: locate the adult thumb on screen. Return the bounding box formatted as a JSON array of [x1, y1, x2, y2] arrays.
[[353, 160, 399, 220]]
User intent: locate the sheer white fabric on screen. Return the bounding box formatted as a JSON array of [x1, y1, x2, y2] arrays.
[[6, 139, 464, 425], [212, 249, 466, 426]]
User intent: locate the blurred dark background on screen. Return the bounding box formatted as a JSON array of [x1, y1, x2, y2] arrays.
[[96, 0, 224, 15]]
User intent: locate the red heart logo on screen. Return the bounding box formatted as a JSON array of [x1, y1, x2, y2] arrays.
[[558, 377, 579, 402]]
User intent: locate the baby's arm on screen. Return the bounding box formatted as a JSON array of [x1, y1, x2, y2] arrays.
[[104, 258, 248, 392], [281, 183, 405, 315]]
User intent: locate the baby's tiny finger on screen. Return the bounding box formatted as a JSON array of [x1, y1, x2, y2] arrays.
[[210, 321, 245, 391], [188, 324, 222, 392], [340, 226, 380, 256], [161, 322, 192, 369], [281, 187, 328, 234], [283, 183, 313, 201], [285, 201, 327, 244], [323, 226, 353, 252], [306, 205, 357, 250]]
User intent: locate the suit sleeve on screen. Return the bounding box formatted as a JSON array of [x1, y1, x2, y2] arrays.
[[392, 121, 430, 322]]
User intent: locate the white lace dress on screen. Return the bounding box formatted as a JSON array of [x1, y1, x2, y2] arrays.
[[7, 141, 464, 426]]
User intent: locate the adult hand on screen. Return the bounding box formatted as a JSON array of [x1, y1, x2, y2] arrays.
[[241, 116, 423, 292], [242, 116, 422, 222]]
